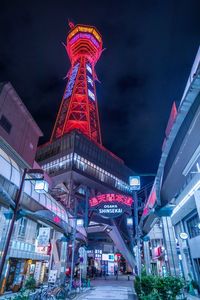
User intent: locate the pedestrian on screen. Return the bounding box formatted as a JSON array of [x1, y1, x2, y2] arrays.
[[114, 265, 118, 280], [102, 264, 106, 280]]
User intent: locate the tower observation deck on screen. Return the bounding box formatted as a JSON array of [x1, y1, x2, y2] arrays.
[[51, 24, 102, 145]]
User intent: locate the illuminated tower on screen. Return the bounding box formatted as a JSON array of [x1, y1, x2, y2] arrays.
[[51, 23, 102, 145]]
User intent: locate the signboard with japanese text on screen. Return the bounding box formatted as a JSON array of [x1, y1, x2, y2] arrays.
[[48, 270, 57, 283], [37, 227, 50, 247], [89, 193, 133, 219], [64, 63, 80, 99]]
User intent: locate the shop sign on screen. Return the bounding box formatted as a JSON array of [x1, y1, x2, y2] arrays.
[[102, 253, 114, 261], [129, 176, 141, 190], [152, 246, 162, 259], [94, 249, 102, 259], [37, 227, 50, 247], [48, 270, 57, 283], [179, 232, 188, 240], [89, 194, 133, 219], [29, 264, 35, 274], [34, 262, 42, 283]]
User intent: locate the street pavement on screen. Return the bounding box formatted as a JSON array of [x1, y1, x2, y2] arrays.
[[77, 275, 136, 300]]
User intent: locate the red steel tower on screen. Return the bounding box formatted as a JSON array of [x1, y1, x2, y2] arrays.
[[51, 23, 103, 145]]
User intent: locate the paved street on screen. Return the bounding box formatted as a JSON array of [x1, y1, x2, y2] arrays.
[[77, 275, 136, 300]]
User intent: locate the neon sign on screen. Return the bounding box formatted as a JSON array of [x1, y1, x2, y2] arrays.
[[88, 89, 95, 101], [86, 64, 92, 74], [64, 63, 79, 99], [90, 194, 133, 207], [87, 76, 93, 86], [89, 194, 133, 219]]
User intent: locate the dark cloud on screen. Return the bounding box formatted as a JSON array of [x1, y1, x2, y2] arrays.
[[0, 0, 200, 174]]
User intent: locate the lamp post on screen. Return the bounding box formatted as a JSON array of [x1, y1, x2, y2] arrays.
[[129, 174, 156, 277], [0, 168, 45, 284]]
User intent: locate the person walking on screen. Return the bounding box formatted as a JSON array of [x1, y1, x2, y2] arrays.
[[114, 265, 118, 280]]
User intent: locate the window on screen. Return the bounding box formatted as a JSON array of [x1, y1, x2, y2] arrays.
[[187, 214, 200, 238], [0, 115, 12, 133]]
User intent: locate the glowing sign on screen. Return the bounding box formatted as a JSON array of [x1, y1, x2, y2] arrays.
[[64, 63, 79, 99], [77, 219, 84, 226], [86, 64, 92, 74], [89, 194, 133, 219], [129, 176, 141, 190], [88, 89, 95, 101], [90, 194, 133, 207], [53, 216, 61, 224], [87, 76, 93, 86]]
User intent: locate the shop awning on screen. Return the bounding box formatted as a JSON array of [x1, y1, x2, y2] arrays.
[[0, 185, 15, 208]]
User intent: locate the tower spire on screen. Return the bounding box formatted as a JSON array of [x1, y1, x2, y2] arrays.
[[51, 24, 102, 145]]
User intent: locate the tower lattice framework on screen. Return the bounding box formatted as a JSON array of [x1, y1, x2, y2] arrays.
[[51, 24, 103, 145]]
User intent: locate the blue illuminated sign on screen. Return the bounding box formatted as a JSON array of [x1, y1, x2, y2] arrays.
[[129, 176, 141, 190], [64, 63, 79, 99], [86, 64, 92, 74], [88, 89, 95, 101], [87, 76, 93, 86]]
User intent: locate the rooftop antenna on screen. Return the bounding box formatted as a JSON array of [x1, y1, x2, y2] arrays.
[[68, 19, 75, 29]]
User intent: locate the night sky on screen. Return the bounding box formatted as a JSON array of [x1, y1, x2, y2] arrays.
[[0, 0, 199, 174]]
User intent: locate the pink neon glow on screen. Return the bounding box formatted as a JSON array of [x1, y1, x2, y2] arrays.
[[69, 33, 100, 48], [53, 216, 61, 223], [142, 184, 157, 216], [89, 194, 133, 207]]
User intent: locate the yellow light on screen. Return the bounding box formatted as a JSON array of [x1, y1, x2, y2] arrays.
[[78, 26, 93, 33], [68, 27, 79, 39], [68, 26, 101, 43], [92, 29, 101, 42]]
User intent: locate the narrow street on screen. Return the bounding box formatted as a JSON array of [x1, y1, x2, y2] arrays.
[[77, 275, 136, 300]]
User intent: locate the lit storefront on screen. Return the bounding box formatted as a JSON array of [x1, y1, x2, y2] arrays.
[[0, 145, 70, 293]]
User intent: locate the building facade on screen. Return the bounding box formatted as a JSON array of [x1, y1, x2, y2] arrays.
[[0, 83, 71, 293], [141, 46, 200, 283]]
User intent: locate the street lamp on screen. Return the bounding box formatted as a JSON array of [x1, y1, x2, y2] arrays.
[[0, 168, 46, 284], [129, 174, 156, 277], [127, 217, 133, 226]]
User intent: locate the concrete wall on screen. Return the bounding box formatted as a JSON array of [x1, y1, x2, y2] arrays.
[[0, 83, 42, 166]]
